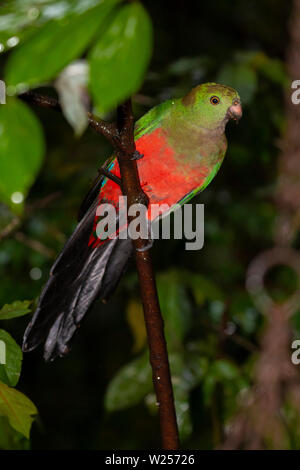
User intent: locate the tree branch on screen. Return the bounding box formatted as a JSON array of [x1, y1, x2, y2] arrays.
[[115, 99, 179, 450], [19, 91, 119, 148]]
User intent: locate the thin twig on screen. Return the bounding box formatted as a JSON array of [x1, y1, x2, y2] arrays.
[[0, 192, 62, 242], [19, 91, 119, 148], [27, 191, 62, 211], [0, 217, 21, 241]]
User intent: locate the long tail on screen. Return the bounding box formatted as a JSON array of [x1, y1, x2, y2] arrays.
[[22, 198, 133, 361]]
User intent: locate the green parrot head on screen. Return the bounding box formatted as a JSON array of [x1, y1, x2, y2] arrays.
[[181, 82, 242, 130]]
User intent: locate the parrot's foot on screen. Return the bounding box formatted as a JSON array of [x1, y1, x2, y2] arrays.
[[130, 150, 144, 161], [99, 167, 122, 187], [136, 239, 154, 252]]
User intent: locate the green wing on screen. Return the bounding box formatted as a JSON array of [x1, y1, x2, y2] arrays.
[[134, 99, 175, 140]]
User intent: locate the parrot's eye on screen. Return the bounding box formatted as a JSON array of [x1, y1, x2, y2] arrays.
[[210, 96, 220, 105]]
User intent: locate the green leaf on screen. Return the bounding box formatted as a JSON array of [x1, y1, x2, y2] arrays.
[[231, 293, 258, 334], [0, 380, 37, 438], [211, 359, 241, 381], [217, 63, 257, 104], [186, 354, 209, 387], [0, 98, 45, 212], [259, 58, 287, 86], [0, 330, 22, 387], [169, 353, 192, 440], [0, 2, 39, 48], [126, 299, 147, 353], [89, 2, 152, 113], [202, 359, 248, 410], [0, 416, 30, 450], [183, 272, 224, 306], [157, 271, 192, 347], [243, 52, 287, 86], [0, 0, 111, 51], [105, 352, 152, 411], [5, 1, 120, 90], [0, 300, 32, 320]]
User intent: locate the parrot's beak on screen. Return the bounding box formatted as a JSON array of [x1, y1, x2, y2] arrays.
[[227, 100, 242, 122]]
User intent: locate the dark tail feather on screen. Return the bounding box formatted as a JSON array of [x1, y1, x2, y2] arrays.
[[22, 199, 133, 361]]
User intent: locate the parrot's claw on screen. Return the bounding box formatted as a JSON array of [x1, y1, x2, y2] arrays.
[[130, 150, 144, 161], [136, 239, 154, 252]]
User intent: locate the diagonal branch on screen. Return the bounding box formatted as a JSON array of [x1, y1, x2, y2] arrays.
[[19, 91, 119, 148]]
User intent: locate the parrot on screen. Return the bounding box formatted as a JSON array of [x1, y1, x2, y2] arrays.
[[22, 82, 242, 361]]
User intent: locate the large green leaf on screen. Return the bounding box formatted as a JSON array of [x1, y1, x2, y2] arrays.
[[0, 300, 32, 320], [105, 352, 152, 411], [0, 0, 107, 48], [0, 381, 37, 438], [89, 2, 152, 113], [217, 63, 257, 104], [0, 1, 41, 47], [5, 0, 120, 90], [0, 98, 45, 212], [0, 416, 30, 450], [0, 330, 22, 387], [126, 299, 147, 353]]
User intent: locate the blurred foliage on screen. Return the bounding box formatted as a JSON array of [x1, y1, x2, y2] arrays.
[[0, 0, 299, 450], [0, 98, 45, 212], [89, 1, 152, 113], [0, 301, 37, 447]]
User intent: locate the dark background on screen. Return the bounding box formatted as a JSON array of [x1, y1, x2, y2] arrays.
[[1, 0, 298, 449]]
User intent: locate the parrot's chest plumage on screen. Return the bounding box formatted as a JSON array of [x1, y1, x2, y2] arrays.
[[101, 122, 227, 212]]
